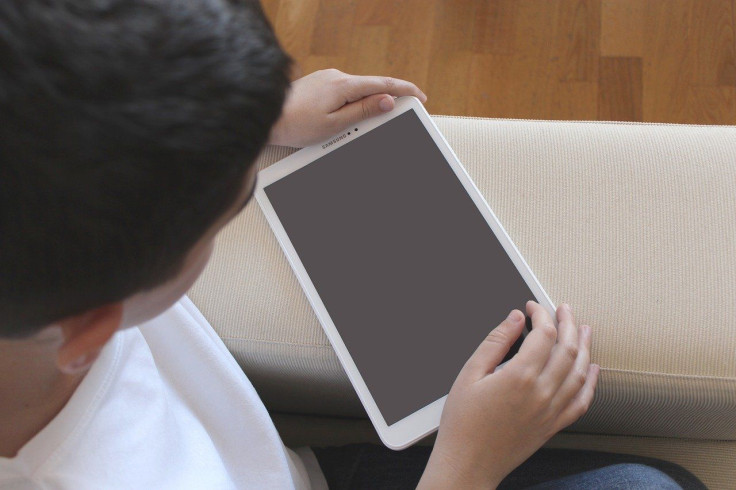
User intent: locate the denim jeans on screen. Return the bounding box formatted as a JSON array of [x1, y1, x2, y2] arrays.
[[311, 444, 706, 489]]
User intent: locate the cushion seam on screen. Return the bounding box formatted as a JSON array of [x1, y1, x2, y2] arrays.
[[601, 367, 736, 383], [218, 338, 736, 381]]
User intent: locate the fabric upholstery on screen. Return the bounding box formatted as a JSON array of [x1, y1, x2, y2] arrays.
[[188, 117, 736, 444]]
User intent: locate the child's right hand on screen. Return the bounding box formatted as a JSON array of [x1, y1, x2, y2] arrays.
[[418, 301, 599, 489]]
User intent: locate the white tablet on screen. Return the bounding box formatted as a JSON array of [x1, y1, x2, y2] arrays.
[[255, 96, 556, 450]]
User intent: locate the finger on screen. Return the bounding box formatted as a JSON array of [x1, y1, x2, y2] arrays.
[[555, 363, 599, 430], [551, 324, 593, 409], [328, 93, 397, 130], [538, 304, 579, 391], [512, 301, 558, 374], [459, 309, 525, 383], [340, 75, 427, 104]]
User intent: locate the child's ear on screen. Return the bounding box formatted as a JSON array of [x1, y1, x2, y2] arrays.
[[56, 303, 124, 374]]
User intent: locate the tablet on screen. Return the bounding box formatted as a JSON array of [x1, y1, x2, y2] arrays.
[[255, 96, 556, 450]]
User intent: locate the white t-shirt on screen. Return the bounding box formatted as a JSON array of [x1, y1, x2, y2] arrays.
[[0, 296, 328, 489]]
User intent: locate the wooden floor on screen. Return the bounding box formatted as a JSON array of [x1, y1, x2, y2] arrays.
[[261, 0, 736, 124]]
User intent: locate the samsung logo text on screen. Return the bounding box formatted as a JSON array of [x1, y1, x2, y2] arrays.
[[321, 133, 348, 149]]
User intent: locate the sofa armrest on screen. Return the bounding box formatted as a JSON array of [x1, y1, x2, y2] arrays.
[[189, 117, 736, 440]]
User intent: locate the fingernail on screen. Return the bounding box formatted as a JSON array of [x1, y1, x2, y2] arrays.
[[507, 310, 521, 322], [379, 96, 393, 112]]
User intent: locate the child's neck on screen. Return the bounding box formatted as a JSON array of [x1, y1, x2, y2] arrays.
[[0, 327, 85, 458]]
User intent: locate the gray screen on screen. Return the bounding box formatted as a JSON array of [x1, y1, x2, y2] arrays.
[[264, 109, 535, 425]]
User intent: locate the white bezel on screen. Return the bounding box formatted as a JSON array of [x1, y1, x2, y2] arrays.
[[255, 96, 556, 450]]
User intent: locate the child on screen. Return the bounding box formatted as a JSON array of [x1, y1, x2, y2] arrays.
[[0, 1, 702, 488]]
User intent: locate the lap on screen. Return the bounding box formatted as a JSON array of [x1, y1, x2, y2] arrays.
[[311, 444, 705, 490]]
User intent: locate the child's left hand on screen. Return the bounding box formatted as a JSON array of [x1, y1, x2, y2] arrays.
[[268, 69, 427, 148]]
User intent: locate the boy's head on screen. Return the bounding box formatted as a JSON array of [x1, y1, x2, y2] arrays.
[[0, 0, 291, 347]]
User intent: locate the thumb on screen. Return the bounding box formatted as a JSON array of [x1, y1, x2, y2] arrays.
[[460, 310, 525, 381], [332, 94, 394, 128]]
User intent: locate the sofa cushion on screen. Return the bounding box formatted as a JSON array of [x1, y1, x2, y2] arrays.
[[188, 117, 736, 439]]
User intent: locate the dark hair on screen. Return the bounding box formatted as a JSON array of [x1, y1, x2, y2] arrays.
[[0, 0, 291, 337]]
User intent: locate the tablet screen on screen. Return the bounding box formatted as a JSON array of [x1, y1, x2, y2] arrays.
[[264, 109, 535, 425]]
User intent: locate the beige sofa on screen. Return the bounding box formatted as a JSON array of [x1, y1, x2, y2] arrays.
[[189, 116, 736, 489]]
